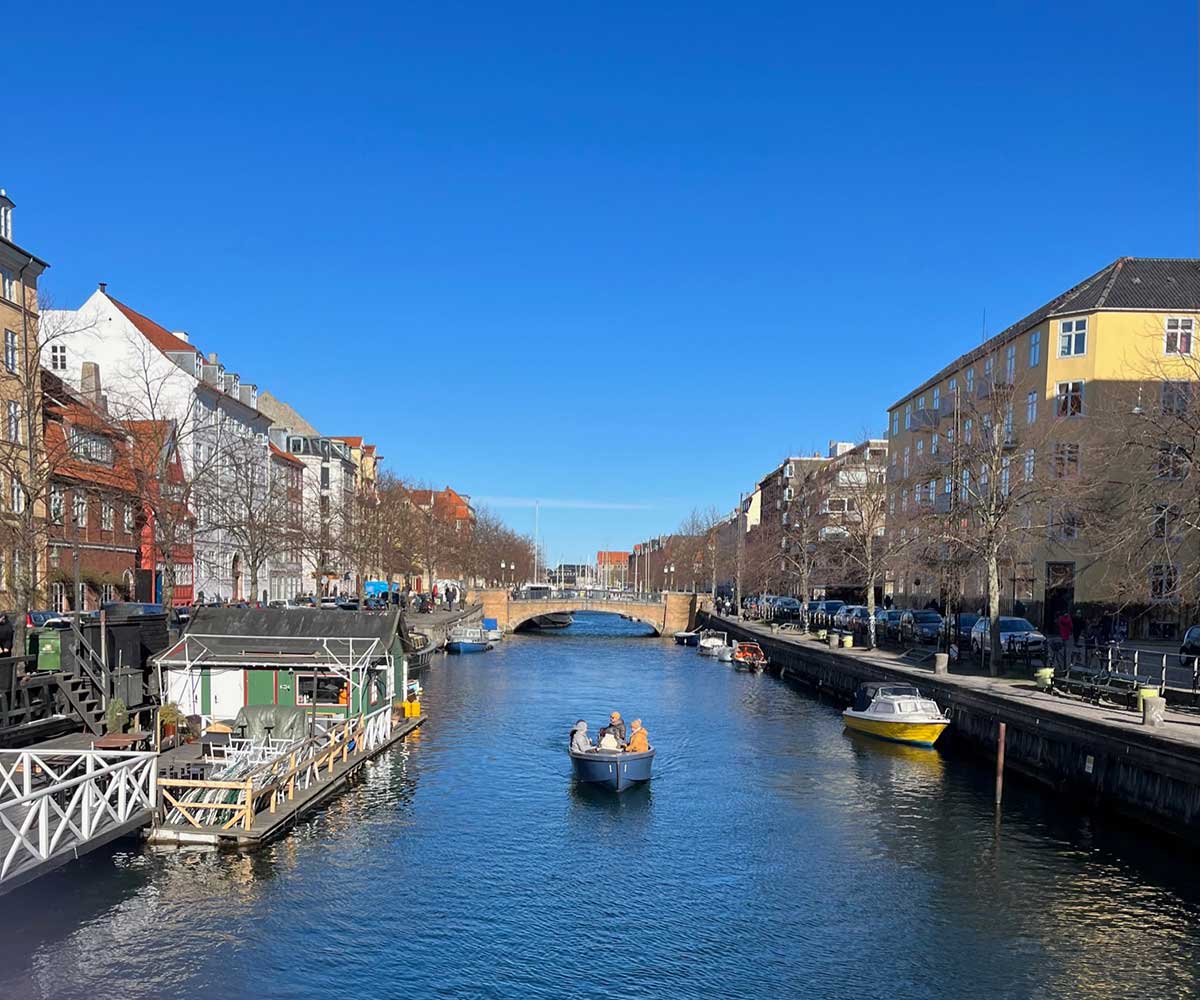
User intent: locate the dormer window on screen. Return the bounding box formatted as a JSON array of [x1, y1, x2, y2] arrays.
[[69, 426, 114, 465]]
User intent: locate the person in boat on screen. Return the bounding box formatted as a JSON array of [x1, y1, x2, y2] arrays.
[[599, 711, 627, 747], [570, 720, 594, 753], [624, 719, 649, 753]]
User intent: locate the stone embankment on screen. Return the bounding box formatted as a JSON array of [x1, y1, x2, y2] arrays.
[[708, 613, 1200, 839]]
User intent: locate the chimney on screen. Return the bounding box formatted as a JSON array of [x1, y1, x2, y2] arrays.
[[0, 189, 12, 242], [98, 282, 107, 294], [207, 351, 218, 365], [173, 331, 190, 343], [80, 361, 103, 407]]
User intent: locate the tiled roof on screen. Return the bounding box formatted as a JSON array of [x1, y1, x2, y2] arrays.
[[269, 442, 304, 468], [596, 551, 630, 565], [333, 435, 363, 448], [890, 257, 1200, 409], [42, 374, 137, 492], [106, 294, 201, 359]]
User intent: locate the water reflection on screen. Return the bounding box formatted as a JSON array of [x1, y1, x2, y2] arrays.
[[0, 612, 1198, 999]]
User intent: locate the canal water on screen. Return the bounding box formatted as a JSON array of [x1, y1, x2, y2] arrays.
[[3, 612, 1200, 999]]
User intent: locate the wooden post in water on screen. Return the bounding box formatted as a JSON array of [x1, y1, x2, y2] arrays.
[[994, 721, 1006, 809]]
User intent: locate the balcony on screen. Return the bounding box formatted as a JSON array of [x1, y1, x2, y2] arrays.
[[912, 408, 939, 429]]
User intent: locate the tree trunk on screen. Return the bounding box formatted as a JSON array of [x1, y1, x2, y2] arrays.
[[249, 565, 259, 606], [987, 548, 1002, 676], [865, 538, 876, 649]]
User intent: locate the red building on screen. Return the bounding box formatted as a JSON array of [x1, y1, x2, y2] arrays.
[[42, 371, 140, 612], [126, 420, 195, 606]]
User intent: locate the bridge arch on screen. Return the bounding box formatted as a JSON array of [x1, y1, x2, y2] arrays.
[[478, 589, 697, 638]]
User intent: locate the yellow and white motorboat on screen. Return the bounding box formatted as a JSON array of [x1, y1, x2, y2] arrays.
[[842, 682, 950, 747]]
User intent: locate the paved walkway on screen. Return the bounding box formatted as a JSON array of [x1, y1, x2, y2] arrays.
[[719, 616, 1200, 756]]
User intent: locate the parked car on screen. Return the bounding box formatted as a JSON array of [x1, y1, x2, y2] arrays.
[[900, 609, 944, 644], [268, 600, 297, 610], [1180, 625, 1200, 664], [816, 600, 846, 627], [877, 609, 904, 641], [970, 616, 1046, 655], [939, 612, 980, 646], [846, 606, 873, 634], [772, 597, 803, 621]]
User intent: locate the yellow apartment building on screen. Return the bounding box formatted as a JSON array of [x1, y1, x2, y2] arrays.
[[886, 257, 1200, 638]]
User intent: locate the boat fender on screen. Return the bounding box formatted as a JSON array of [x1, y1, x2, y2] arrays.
[[348, 739, 357, 752]]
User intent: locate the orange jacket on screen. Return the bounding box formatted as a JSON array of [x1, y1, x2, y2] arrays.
[[626, 727, 649, 753]]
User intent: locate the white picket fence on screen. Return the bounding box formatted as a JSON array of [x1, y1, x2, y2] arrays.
[[0, 749, 158, 888]]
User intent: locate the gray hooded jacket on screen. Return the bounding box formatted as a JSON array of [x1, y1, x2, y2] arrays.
[[570, 721, 593, 753]]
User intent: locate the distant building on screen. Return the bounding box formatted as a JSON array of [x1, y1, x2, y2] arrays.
[[595, 551, 629, 589]]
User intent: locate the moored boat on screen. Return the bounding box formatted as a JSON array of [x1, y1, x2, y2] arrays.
[[674, 630, 700, 646], [446, 625, 492, 654], [569, 748, 655, 792], [732, 641, 768, 670], [717, 644, 733, 662], [698, 630, 727, 656], [842, 682, 950, 747]]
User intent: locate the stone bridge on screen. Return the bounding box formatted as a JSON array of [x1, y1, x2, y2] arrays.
[[477, 589, 697, 637]]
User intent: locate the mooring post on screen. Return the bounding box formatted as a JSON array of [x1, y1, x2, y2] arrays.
[[994, 721, 1006, 809]]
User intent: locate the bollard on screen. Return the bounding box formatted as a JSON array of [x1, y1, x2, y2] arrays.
[[995, 721, 1006, 809], [1143, 695, 1166, 728], [933, 652, 949, 675]]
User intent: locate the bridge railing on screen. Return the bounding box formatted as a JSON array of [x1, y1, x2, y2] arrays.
[[0, 748, 158, 887], [505, 590, 673, 604]]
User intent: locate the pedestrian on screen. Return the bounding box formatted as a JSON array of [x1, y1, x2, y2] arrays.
[[0, 613, 12, 656]]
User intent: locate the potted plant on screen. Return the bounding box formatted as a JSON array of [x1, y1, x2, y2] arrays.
[[159, 701, 184, 741], [106, 697, 129, 734]]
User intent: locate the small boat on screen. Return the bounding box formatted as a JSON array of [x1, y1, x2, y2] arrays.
[[732, 641, 768, 670], [446, 625, 492, 654], [528, 612, 574, 630], [698, 630, 727, 657], [569, 748, 655, 792], [842, 683, 950, 747], [482, 617, 503, 642], [717, 644, 733, 662], [673, 630, 700, 646]]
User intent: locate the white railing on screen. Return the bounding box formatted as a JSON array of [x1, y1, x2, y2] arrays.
[[0, 749, 158, 886]]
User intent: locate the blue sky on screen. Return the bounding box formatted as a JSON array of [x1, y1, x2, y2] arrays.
[[6, 2, 1196, 561]]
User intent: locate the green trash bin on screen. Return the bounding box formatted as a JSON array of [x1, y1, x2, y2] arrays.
[[35, 628, 62, 671]]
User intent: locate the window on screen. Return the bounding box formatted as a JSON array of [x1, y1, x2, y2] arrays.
[[1029, 331, 1041, 367], [1005, 344, 1016, 383], [1162, 381, 1192, 416], [49, 484, 64, 524], [1000, 457, 1011, 497], [827, 497, 847, 513], [928, 478, 936, 504], [5, 401, 18, 443], [902, 447, 910, 477], [1004, 404, 1013, 440], [73, 491, 87, 528], [983, 357, 993, 383], [1053, 443, 1080, 478], [69, 427, 114, 464], [888, 494, 895, 515], [3, 330, 16, 375], [1050, 508, 1079, 540], [782, 486, 793, 502], [1026, 391, 1038, 425], [904, 404, 912, 430], [965, 368, 975, 394], [892, 412, 899, 435], [932, 387, 940, 411], [917, 396, 926, 412], [1156, 442, 1188, 480], [960, 469, 970, 502], [1059, 318, 1087, 357], [50, 581, 66, 614], [948, 376, 957, 395], [1055, 381, 1084, 417], [783, 462, 793, 479], [1024, 448, 1035, 482], [944, 475, 952, 495], [963, 418, 973, 445], [49, 343, 67, 372], [10, 478, 23, 514], [900, 489, 908, 513], [931, 432, 939, 456], [916, 439, 924, 458], [1150, 563, 1180, 603], [979, 462, 989, 490], [101, 499, 114, 531], [124, 502, 135, 533], [0, 268, 15, 303], [1165, 317, 1194, 355], [1151, 503, 1180, 539], [320, 466, 330, 489], [0, 203, 9, 241]]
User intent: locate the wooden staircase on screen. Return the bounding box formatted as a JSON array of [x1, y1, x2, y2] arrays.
[[56, 672, 105, 735]]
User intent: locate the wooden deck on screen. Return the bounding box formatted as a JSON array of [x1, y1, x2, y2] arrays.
[[147, 715, 426, 848]]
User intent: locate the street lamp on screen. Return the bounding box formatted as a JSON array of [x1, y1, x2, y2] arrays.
[[500, 560, 506, 589], [668, 563, 676, 591]]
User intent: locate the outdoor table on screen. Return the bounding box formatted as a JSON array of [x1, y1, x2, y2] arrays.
[[92, 730, 151, 752]]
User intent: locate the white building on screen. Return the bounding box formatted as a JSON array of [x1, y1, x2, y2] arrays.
[[43, 286, 274, 603]]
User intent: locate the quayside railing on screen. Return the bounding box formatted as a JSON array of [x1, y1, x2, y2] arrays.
[[157, 705, 394, 833], [0, 748, 158, 888]]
